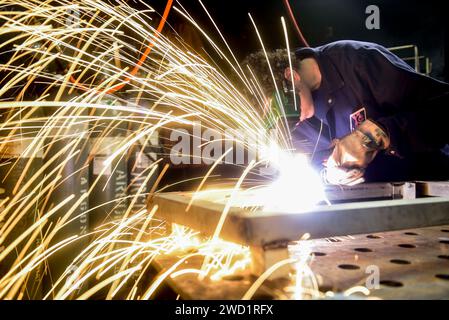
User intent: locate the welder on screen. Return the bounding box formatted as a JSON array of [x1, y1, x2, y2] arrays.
[[248, 40, 449, 185]]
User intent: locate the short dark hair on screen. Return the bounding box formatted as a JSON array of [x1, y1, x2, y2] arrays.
[[241, 49, 296, 97]]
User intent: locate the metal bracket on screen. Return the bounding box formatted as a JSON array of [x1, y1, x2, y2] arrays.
[[325, 182, 416, 202], [250, 240, 292, 279], [417, 181, 449, 198]]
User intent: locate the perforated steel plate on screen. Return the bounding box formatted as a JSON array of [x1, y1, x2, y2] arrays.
[[153, 225, 449, 300]]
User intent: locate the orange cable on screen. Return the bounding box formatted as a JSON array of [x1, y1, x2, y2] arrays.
[[283, 0, 310, 47], [68, 0, 173, 94]]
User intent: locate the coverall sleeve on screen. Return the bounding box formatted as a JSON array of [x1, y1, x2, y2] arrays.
[[350, 46, 449, 157]]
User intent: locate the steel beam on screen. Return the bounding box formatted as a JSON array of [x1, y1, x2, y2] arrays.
[[150, 192, 449, 247]]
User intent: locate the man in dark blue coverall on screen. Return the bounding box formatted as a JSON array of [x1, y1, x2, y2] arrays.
[[282, 40, 449, 185]]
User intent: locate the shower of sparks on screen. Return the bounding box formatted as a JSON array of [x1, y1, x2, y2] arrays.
[[0, 0, 332, 300]]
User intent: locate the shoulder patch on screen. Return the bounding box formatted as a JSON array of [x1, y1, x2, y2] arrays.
[[350, 107, 367, 132]]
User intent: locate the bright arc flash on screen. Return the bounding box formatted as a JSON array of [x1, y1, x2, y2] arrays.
[[262, 153, 326, 213]]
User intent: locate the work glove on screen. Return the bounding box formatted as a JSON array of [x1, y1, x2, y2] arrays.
[[323, 119, 390, 186]]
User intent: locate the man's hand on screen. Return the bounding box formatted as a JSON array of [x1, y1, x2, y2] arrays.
[[324, 120, 390, 185], [321, 166, 365, 186]]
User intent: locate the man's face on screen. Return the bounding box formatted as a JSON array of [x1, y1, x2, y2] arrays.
[[284, 67, 315, 122]]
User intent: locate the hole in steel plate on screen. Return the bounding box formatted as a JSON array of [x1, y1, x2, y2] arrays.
[[380, 280, 403, 288], [435, 274, 449, 281], [441, 229, 449, 233], [438, 255, 449, 260], [398, 244, 416, 249], [338, 264, 360, 270], [366, 235, 382, 239], [222, 275, 244, 281], [440, 240, 449, 245], [311, 252, 327, 257], [390, 259, 411, 265], [354, 248, 373, 253], [404, 232, 418, 236], [328, 238, 342, 242]]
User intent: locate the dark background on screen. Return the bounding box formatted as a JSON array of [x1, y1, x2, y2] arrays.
[[149, 0, 449, 81]]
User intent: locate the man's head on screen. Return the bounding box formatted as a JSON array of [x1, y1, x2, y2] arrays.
[[242, 49, 321, 122]]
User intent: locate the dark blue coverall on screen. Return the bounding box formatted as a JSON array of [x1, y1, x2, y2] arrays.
[[292, 40, 449, 181]]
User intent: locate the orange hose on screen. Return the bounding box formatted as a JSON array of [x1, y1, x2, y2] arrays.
[[283, 0, 309, 47], [69, 0, 173, 94]]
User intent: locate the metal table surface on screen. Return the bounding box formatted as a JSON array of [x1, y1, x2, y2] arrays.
[[152, 225, 449, 300]]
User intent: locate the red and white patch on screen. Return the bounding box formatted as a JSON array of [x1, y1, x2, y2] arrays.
[[349, 107, 367, 132]]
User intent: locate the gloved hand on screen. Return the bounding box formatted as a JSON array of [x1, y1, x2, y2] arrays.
[[324, 119, 390, 185], [321, 166, 366, 186]]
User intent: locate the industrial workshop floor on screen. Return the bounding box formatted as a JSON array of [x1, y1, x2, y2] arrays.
[[153, 225, 449, 300]]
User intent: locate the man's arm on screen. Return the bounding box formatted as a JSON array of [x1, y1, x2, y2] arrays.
[[324, 41, 449, 185], [350, 44, 449, 157]]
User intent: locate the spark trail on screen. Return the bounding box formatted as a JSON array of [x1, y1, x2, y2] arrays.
[[0, 0, 329, 300]]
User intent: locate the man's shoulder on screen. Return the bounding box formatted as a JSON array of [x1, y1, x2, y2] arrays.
[[296, 40, 389, 58], [297, 40, 412, 73], [318, 40, 388, 55]]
